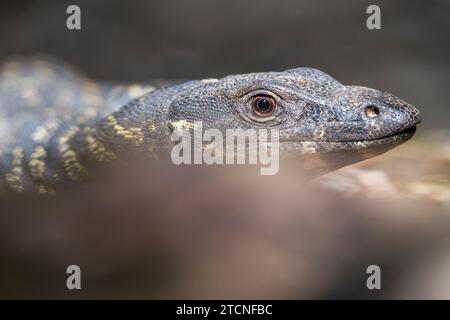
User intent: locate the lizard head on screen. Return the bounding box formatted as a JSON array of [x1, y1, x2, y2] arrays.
[[166, 67, 421, 174]]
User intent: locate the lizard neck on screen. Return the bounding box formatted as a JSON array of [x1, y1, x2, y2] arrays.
[[57, 81, 195, 182], [58, 96, 156, 182], [1, 79, 208, 192]]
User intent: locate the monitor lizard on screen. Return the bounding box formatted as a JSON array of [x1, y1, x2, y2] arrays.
[[0, 57, 421, 194]]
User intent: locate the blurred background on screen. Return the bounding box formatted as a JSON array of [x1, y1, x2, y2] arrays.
[[0, 0, 449, 299], [1, 0, 449, 128]]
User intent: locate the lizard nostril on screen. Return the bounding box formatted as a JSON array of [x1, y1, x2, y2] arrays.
[[365, 105, 380, 118]]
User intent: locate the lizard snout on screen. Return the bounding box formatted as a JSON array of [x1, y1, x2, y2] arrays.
[[360, 95, 422, 141]]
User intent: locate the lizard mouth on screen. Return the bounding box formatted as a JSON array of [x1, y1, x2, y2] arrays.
[[373, 126, 416, 141], [349, 125, 417, 144], [277, 125, 417, 155], [342, 125, 417, 145], [280, 125, 417, 144], [276, 125, 417, 177], [359, 125, 417, 144]]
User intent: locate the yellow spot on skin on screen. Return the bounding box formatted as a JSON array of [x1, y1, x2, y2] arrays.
[[106, 115, 144, 143], [24, 144, 55, 194], [58, 127, 77, 151], [29, 146, 47, 180], [58, 127, 87, 181], [5, 146, 25, 192], [12, 147, 24, 165], [300, 141, 319, 154], [30, 120, 60, 145], [32, 126, 49, 143], [147, 121, 156, 132], [313, 127, 326, 140], [83, 127, 94, 134], [170, 119, 197, 131], [299, 79, 308, 85], [61, 150, 87, 181], [85, 135, 116, 162], [37, 184, 55, 195]]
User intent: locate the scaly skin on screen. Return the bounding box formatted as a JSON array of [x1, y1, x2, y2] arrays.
[[0, 57, 421, 194]]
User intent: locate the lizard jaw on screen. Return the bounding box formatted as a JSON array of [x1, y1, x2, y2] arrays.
[[276, 127, 417, 176], [278, 125, 417, 155]]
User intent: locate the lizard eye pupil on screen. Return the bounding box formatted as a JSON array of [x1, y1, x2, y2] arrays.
[[252, 95, 276, 117]]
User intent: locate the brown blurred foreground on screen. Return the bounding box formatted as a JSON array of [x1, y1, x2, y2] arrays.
[[0, 130, 449, 299]]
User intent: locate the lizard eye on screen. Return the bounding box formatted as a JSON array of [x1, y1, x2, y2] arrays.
[[251, 95, 276, 117]]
